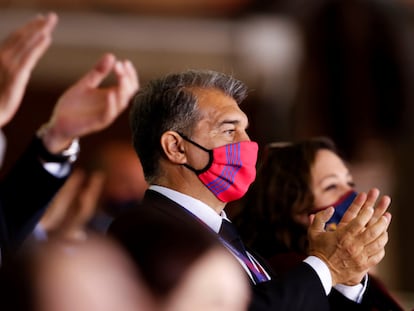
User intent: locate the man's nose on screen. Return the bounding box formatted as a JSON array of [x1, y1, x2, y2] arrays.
[[238, 131, 250, 142]]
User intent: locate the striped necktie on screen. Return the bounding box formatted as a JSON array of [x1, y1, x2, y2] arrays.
[[219, 219, 268, 283]]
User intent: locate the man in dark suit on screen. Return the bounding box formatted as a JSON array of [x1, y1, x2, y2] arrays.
[[109, 70, 391, 310], [0, 12, 139, 258]]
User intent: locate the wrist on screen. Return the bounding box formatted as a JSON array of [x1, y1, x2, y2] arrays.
[[36, 124, 80, 163], [308, 250, 338, 286], [37, 123, 76, 154]]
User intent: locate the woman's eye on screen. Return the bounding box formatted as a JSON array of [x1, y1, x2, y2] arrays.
[[348, 181, 356, 188], [324, 184, 337, 192]]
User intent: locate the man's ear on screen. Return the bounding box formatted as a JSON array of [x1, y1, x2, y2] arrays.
[[160, 131, 187, 164]]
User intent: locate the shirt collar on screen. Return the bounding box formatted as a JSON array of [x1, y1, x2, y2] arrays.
[[149, 185, 225, 233]]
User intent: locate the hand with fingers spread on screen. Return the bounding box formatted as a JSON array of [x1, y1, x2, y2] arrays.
[[39, 53, 139, 153], [308, 188, 392, 286], [0, 12, 58, 127]]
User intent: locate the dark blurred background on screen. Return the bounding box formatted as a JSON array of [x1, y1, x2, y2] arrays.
[[1, 0, 414, 307]]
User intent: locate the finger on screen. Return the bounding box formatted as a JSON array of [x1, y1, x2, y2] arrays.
[[63, 172, 104, 240], [17, 12, 58, 69], [41, 170, 85, 230], [42, 12, 59, 32], [114, 60, 138, 86], [344, 203, 375, 235], [123, 60, 139, 94], [77, 171, 105, 222], [366, 248, 386, 268], [2, 13, 57, 65], [0, 15, 43, 50], [113, 61, 128, 104], [360, 211, 391, 244], [309, 207, 334, 233], [125, 59, 139, 91], [308, 213, 315, 225], [339, 191, 367, 223], [112, 60, 138, 109], [363, 188, 381, 210], [367, 195, 391, 226], [24, 12, 58, 42], [77, 53, 116, 88], [363, 230, 389, 258], [341, 188, 380, 225], [50, 169, 85, 210]]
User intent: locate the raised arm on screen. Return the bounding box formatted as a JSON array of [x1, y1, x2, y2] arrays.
[[0, 50, 138, 253]]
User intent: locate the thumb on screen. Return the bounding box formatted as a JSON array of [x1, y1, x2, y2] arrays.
[[309, 207, 334, 233], [77, 53, 116, 88]]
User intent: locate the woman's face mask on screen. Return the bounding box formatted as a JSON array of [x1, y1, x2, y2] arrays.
[[314, 190, 358, 231]]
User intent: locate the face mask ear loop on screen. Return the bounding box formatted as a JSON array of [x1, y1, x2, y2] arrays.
[[176, 132, 213, 174]]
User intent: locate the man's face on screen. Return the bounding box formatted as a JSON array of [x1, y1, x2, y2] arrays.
[[176, 87, 252, 209], [188, 88, 250, 151]]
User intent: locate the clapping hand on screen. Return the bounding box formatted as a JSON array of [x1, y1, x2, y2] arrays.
[[0, 13, 57, 127], [308, 188, 391, 286], [40, 53, 139, 153]]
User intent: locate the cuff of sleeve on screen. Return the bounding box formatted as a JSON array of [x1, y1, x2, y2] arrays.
[[33, 223, 49, 241], [36, 126, 80, 164], [334, 274, 368, 303], [303, 256, 332, 295], [43, 162, 71, 178]]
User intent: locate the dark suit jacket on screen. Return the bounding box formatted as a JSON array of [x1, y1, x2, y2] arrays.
[[109, 189, 330, 311], [0, 137, 68, 257]]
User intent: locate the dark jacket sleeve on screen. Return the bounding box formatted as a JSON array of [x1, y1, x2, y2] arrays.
[[249, 261, 330, 311], [328, 275, 404, 311], [0, 137, 69, 253]]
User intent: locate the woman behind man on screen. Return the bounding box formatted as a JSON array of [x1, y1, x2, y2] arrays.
[[235, 137, 403, 310]]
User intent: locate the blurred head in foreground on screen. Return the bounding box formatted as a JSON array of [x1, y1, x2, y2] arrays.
[[0, 235, 155, 311]]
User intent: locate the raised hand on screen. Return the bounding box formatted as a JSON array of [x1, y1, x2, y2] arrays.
[[0, 13, 57, 127], [307, 188, 392, 286], [40, 53, 139, 153]]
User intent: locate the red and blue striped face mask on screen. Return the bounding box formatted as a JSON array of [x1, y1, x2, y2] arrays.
[[179, 133, 258, 202]]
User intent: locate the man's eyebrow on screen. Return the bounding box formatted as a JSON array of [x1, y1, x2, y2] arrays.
[[219, 119, 239, 126], [218, 119, 249, 128]]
